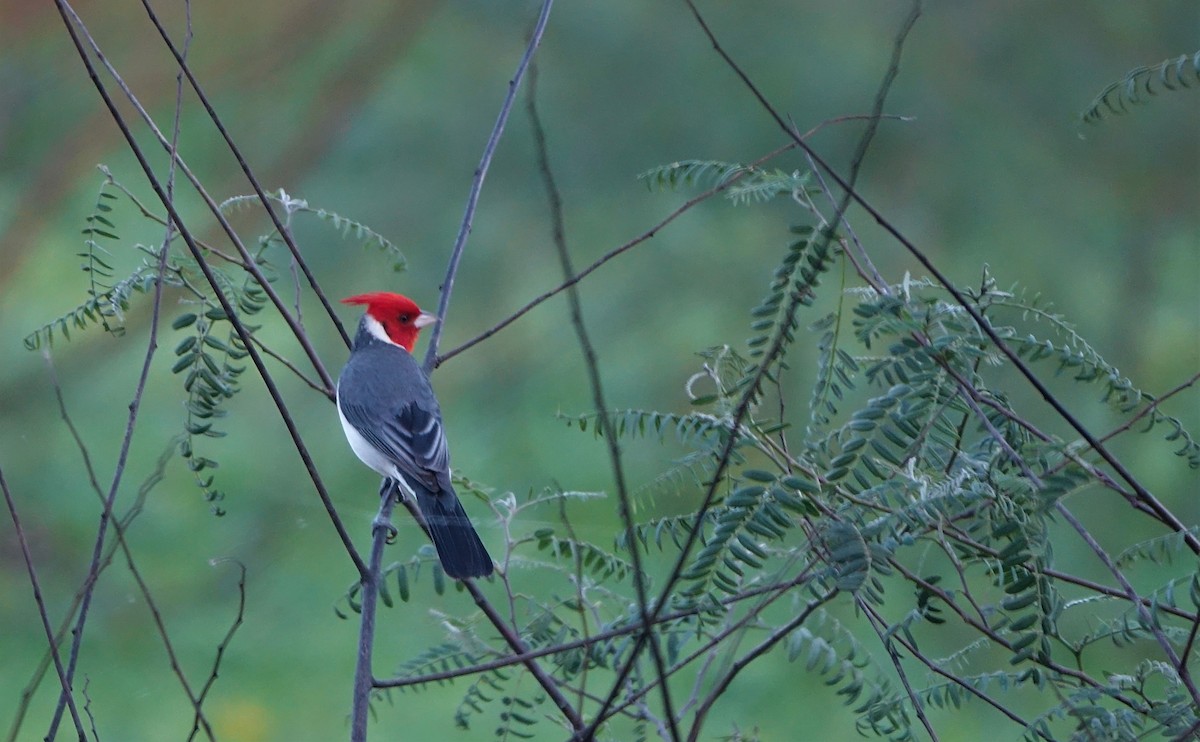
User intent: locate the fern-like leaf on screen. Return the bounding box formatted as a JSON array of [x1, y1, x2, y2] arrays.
[[1082, 51, 1200, 124]]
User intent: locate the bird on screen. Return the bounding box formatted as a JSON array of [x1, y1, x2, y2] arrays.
[[336, 291, 493, 579]]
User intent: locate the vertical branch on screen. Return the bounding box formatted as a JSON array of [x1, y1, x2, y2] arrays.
[[351, 489, 399, 742], [0, 466, 87, 738], [525, 65, 680, 739], [423, 0, 556, 373]]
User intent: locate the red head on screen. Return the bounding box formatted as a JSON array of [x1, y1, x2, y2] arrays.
[[342, 292, 437, 352]]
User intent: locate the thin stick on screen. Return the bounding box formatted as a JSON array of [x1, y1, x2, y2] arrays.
[[423, 0, 556, 373], [439, 141, 795, 366], [0, 466, 87, 738], [188, 560, 245, 742], [351, 490, 399, 741], [526, 64, 679, 740], [860, 601, 939, 742]]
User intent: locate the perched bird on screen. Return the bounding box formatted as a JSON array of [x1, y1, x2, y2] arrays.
[[336, 291, 493, 579]]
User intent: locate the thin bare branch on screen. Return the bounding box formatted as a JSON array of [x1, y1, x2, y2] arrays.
[[351, 490, 400, 741], [527, 63, 679, 740], [423, 0, 556, 373], [188, 560, 245, 742], [860, 600, 939, 742], [44, 352, 216, 741], [438, 141, 796, 366], [0, 466, 88, 739], [685, 590, 836, 742]]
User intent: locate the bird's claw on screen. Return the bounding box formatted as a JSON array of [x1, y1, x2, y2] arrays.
[[372, 515, 398, 543]]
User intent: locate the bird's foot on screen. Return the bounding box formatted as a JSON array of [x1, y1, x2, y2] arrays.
[[372, 514, 398, 543]]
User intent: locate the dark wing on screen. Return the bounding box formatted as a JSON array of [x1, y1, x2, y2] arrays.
[[340, 400, 450, 490]]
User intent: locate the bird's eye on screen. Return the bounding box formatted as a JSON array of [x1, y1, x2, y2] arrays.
[[399, 314, 410, 323]]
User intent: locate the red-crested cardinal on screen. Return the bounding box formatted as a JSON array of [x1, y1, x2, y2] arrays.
[[337, 292, 493, 579]]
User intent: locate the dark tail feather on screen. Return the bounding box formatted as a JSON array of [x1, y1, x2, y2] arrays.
[[414, 485, 493, 579]]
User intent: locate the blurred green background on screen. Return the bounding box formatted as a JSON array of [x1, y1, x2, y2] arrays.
[[1, 1, 1197, 739]]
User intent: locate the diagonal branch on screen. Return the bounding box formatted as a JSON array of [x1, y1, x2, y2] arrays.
[[52, 0, 367, 584], [188, 559, 245, 742], [423, 0, 556, 373], [1054, 502, 1200, 709], [526, 64, 680, 740], [0, 466, 87, 739], [61, 0, 338, 396], [389, 498, 585, 730], [438, 140, 795, 366], [137, 0, 351, 349], [685, 590, 836, 741]]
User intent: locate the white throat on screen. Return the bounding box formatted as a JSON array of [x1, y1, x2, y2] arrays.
[[363, 314, 402, 348]]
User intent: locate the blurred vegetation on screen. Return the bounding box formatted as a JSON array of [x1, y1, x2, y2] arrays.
[[0, 1, 1196, 740]]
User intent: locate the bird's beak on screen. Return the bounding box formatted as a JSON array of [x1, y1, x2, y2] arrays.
[[414, 311, 439, 329]]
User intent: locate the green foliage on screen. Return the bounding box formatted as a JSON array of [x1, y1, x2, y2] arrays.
[[220, 189, 406, 271], [1082, 51, 1200, 124], [992, 290, 1200, 468], [787, 611, 903, 736], [23, 179, 156, 350], [532, 528, 634, 583], [541, 216, 1198, 739], [24, 173, 406, 512], [172, 283, 264, 514], [638, 158, 815, 206], [336, 548, 448, 618], [80, 182, 126, 337]]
